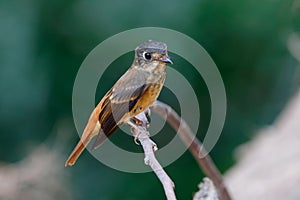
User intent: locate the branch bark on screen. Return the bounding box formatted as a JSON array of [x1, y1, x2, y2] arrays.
[[128, 121, 176, 200], [151, 101, 231, 200]]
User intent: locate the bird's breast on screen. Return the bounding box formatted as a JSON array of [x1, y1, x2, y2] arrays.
[[130, 81, 164, 117], [129, 63, 166, 117]]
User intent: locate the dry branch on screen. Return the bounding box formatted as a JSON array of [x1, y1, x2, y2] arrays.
[[128, 121, 176, 200], [151, 101, 231, 200]]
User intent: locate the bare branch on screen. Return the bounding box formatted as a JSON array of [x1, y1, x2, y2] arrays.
[[151, 101, 231, 200], [127, 121, 176, 200]]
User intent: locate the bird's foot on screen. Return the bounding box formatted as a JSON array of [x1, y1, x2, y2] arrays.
[[127, 120, 141, 145], [133, 109, 151, 128]]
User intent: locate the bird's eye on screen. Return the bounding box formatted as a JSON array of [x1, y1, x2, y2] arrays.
[[143, 52, 151, 60]]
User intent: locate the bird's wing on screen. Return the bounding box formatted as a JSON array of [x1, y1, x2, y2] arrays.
[[92, 68, 150, 149]]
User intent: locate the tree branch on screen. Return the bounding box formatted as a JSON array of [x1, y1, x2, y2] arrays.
[[128, 121, 176, 200], [151, 101, 231, 200]]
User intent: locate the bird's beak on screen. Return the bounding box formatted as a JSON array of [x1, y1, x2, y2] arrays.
[[159, 57, 173, 64]]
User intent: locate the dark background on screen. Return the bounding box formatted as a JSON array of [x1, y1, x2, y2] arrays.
[[0, 0, 299, 199]]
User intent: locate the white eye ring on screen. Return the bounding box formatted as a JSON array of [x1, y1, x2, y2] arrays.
[[143, 52, 152, 60]]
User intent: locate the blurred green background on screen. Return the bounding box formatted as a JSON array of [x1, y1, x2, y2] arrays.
[[0, 0, 299, 199]]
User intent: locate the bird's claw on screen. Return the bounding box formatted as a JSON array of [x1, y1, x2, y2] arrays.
[[128, 110, 152, 145], [129, 122, 140, 145], [134, 135, 140, 145], [133, 109, 151, 128]]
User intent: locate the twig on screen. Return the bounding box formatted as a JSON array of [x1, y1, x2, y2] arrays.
[[151, 101, 231, 200], [127, 121, 176, 200]]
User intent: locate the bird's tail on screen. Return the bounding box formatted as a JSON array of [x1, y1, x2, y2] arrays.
[[65, 120, 101, 167], [65, 140, 86, 167]]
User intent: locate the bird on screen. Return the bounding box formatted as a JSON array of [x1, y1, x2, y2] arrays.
[[65, 40, 172, 167]]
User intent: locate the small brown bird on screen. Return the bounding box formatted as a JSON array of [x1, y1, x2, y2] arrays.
[[65, 40, 172, 167]]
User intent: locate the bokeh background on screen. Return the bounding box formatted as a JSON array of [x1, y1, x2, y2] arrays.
[[0, 0, 299, 199]]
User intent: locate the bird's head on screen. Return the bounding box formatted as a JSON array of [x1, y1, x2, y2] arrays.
[[134, 40, 173, 68]]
